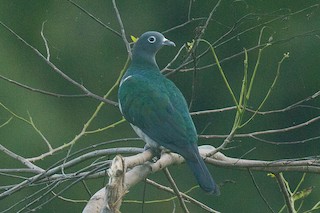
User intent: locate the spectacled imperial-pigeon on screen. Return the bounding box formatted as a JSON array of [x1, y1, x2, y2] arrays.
[[118, 31, 219, 195]]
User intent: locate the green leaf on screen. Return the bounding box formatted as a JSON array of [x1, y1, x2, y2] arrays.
[[130, 35, 138, 43], [293, 187, 313, 201], [186, 39, 194, 52], [267, 173, 276, 178]]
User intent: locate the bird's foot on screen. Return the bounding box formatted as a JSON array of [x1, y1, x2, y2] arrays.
[[144, 144, 161, 162]]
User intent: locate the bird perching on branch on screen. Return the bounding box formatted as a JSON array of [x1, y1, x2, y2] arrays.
[[118, 31, 219, 195]]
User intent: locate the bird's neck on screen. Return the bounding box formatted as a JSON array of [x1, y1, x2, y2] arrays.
[[131, 51, 159, 70]]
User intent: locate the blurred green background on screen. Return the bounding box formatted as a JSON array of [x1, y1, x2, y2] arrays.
[[0, 0, 319, 212]]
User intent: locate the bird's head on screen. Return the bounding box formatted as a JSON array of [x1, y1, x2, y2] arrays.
[[131, 31, 175, 64]]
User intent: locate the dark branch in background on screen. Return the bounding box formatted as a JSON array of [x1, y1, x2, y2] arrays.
[[187, 0, 192, 21], [0, 145, 43, 173], [178, 28, 320, 73], [188, 46, 198, 110], [191, 90, 320, 116], [163, 0, 222, 76], [112, 0, 132, 58], [200, 115, 320, 143], [208, 4, 320, 55], [0, 21, 118, 106], [0, 147, 143, 200], [163, 168, 189, 213], [192, 0, 221, 46], [67, 0, 121, 37], [165, 4, 320, 74], [145, 179, 218, 213], [162, 18, 208, 34], [248, 170, 276, 213], [0, 74, 88, 98]]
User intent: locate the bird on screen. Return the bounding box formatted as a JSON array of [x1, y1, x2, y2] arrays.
[[118, 31, 219, 195]]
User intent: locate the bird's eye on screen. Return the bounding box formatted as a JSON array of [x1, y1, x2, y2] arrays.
[[148, 36, 156, 43]]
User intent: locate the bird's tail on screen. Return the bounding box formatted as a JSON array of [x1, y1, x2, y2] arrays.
[[186, 153, 220, 195]]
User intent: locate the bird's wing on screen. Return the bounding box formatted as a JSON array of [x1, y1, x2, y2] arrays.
[[118, 74, 198, 153]]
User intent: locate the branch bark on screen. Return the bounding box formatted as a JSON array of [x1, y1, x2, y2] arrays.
[[82, 145, 320, 212], [275, 173, 296, 213]]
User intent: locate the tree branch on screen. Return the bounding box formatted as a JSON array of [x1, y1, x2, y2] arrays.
[[163, 168, 189, 213], [275, 173, 296, 213], [0, 20, 118, 106], [68, 0, 121, 37], [112, 0, 131, 58], [0, 144, 44, 173]]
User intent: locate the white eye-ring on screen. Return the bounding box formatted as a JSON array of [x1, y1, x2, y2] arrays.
[[148, 36, 156, 43]]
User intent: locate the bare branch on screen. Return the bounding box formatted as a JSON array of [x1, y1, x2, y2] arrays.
[[0, 147, 142, 200], [0, 117, 12, 128], [161, 18, 207, 34], [187, 0, 192, 21], [204, 146, 320, 173], [248, 170, 275, 213], [145, 179, 220, 213], [165, 0, 222, 76], [0, 20, 118, 106], [162, 44, 186, 72], [200, 115, 320, 142], [112, 0, 131, 58], [83, 146, 320, 212], [67, 0, 121, 37], [275, 173, 296, 213], [103, 155, 126, 213], [40, 20, 50, 60], [0, 74, 88, 98], [163, 168, 189, 213], [0, 144, 44, 172], [191, 89, 320, 139]]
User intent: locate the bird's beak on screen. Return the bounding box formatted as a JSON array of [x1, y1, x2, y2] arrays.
[[163, 38, 176, 47]]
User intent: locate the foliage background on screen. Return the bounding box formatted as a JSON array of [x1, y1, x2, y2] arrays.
[[0, 0, 319, 212]]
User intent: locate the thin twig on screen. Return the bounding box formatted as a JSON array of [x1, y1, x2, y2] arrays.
[[275, 173, 296, 213], [163, 168, 189, 213], [165, 0, 222, 76], [162, 44, 186, 72], [200, 115, 320, 139], [67, 0, 121, 37], [250, 135, 320, 145], [1, 102, 53, 151], [0, 117, 13, 128], [187, 0, 192, 21], [0, 74, 88, 98], [2, 181, 60, 213], [145, 179, 219, 213], [162, 17, 207, 34], [23, 163, 109, 213], [190, 90, 320, 117], [28, 112, 53, 151], [40, 20, 50, 60], [26, 56, 129, 162], [188, 48, 198, 110], [167, 9, 320, 75], [0, 147, 140, 200], [248, 170, 275, 213], [0, 20, 118, 106], [0, 144, 44, 172], [112, 0, 131, 58], [16, 181, 62, 213]]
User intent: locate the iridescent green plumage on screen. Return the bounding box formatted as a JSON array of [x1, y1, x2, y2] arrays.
[[118, 31, 219, 194]]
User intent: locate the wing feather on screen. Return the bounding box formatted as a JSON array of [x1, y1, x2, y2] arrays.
[[118, 74, 197, 156]]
